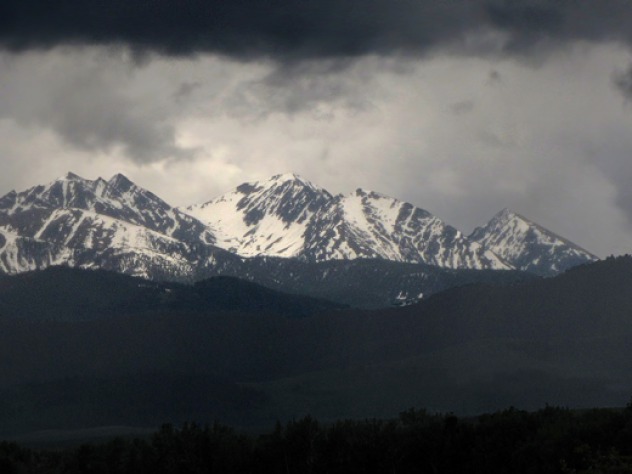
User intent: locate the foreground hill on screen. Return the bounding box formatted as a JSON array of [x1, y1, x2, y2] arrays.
[[0, 257, 629, 435]]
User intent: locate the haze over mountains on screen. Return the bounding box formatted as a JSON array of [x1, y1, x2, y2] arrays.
[[0, 172, 597, 286]]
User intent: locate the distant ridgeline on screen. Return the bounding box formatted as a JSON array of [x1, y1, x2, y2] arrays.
[[0, 172, 596, 307]]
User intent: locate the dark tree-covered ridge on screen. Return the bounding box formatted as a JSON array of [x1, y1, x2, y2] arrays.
[[0, 257, 631, 434]]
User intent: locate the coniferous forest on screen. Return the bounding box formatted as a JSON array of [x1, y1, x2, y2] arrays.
[[3, 405, 632, 473]]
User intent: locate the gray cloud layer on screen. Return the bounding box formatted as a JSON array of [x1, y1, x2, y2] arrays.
[[2, 1, 632, 61], [2, 46, 630, 258], [2, 2, 632, 257], [614, 63, 632, 100], [0, 51, 196, 163]]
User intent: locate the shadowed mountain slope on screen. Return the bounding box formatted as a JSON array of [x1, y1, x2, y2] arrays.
[[0, 257, 630, 434], [0, 267, 345, 321]]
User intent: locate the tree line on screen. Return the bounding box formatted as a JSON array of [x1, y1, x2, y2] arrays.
[[3, 404, 632, 473]]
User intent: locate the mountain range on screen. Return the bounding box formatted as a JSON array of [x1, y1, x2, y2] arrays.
[[0, 172, 621, 439], [184, 173, 508, 269], [0, 172, 597, 288]]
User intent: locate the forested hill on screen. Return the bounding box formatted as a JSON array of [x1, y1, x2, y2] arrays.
[[405, 254, 632, 342], [0, 266, 345, 321], [0, 257, 631, 434]]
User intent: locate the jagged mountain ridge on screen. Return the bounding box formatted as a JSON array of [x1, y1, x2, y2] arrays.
[[0, 172, 597, 282], [469, 208, 598, 276], [0, 173, 230, 278], [185, 173, 333, 258], [185, 173, 509, 270], [0, 172, 215, 243]]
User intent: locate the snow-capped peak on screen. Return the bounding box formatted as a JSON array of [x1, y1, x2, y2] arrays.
[[101, 173, 171, 211], [107, 172, 135, 191], [184, 173, 510, 270], [0, 172, 223, 277], [470, 208, 598, 275], [270, 172, 312, 184], [59, 171, 85, 182], [493, 207, 514, 221], [0, 172, 598, 279], [303, 188, 508, 268], [243, 172, 330, 196], [1, 172, 215, 243], [184, 173, 333, 257]]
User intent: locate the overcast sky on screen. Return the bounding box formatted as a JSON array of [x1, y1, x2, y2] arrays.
[[2, 0, 632, 257]]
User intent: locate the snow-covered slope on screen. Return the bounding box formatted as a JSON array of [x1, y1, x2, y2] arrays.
[[184, 173, 332, 257], [469, 208, 598, 276], [297, 189, 508, 269], [185, 174, 510, 270], [0, 173, 223, 278], [0, 172, 215, 244], [0, 226, 52, 274], [0, 172, 597, 279]]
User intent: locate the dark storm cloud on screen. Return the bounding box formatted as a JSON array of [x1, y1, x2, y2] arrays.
[[485, 1, 632, 51], [0, 0, 478, 60], [243, 60, 377, 116], [3, 0, 632, 61]]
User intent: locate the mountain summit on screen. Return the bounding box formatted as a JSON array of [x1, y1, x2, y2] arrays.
[[184, 173, 332, 257], [185, 175, 509, 270], [469, 208, 598, 275], [0, 173, 220, 277]]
